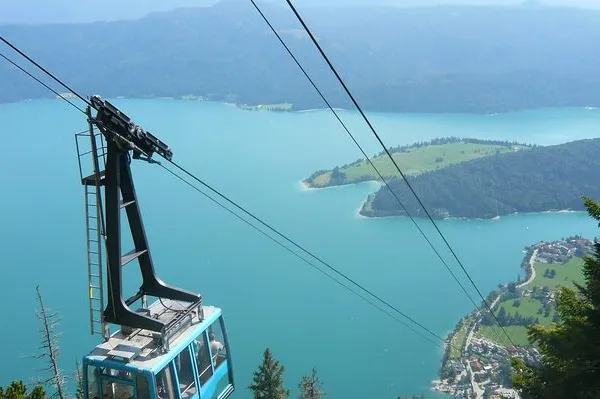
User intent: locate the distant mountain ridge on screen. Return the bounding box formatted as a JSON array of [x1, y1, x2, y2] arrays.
[[364, 138, 600, 219], [3, 1, 600, 113], [3, 0, 600, 25]]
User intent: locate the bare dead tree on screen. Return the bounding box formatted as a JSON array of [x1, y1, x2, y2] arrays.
[[74, 360, 84, 399], [34, 285, 66, 399]]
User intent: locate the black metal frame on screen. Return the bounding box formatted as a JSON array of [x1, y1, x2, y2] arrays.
[[84, 96, 201, 337]]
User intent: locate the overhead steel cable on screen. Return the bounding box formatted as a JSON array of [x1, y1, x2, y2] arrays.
[[159, 163, 445, 349], [0, 51, 86, 114], [247, 0, 511, 346], [282, 0, 515, 347], [0, 34, 91, 107], [167, 158, 454, 344], [0, 35, 457, 350]]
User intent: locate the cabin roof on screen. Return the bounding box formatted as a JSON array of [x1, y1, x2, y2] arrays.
[[84, 299, 221, 373]]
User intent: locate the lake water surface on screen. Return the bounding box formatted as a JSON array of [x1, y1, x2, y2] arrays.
[[0, 100, 599, 398]]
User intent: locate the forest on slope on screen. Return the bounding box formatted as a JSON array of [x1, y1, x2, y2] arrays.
[[3, 1, 600, 113], [365, 138, 600, 219]]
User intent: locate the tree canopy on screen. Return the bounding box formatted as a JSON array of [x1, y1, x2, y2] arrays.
[[249, 348, 290, 399], [0, 381, 46, 399], [298, 368, 325, 399], [368, 138, 600, 219]]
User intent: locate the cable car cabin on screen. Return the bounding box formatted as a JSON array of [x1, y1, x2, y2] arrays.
[[82, 300, 234, 399]]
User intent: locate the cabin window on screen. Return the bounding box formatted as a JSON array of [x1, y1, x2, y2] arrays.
[[135, 375, 150, 399], [175, 347, 197, 398], [208, 318, 227, 370], [155, 364, 177, 399], [194, 331, 213, 385], [86, 365, 100, 399], [99, 369, 134, 399]]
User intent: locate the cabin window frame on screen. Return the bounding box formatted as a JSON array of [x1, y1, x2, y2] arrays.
[[86, 366, 136, 399], [207, 319, 227, 372], [84, 361, 154, 399], [173, 345, 200, 399], [192, 329, 215, 387], [219, 315, 234, 390], [155, 361, 178, 399]]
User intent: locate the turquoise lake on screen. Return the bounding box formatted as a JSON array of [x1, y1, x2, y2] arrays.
[[1, 100, 599, 398]]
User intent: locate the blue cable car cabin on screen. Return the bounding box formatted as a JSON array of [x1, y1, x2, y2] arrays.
[[75, 98, 235, 399], [83, 301, 234, 399]]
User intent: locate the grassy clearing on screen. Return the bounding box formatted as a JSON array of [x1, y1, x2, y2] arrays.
[[449, 320, 472, 360], [307, 141, 525, 187], [311, 172, 332, 187], [478, 326, 531, 347], [499, 297, 553, 324], [477, 297, 551, 346], [479, 258, 585, 346], [532, 257, 585, 290]]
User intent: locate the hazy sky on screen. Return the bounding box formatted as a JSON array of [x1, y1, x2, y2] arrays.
[[1, 0, 600, 24]]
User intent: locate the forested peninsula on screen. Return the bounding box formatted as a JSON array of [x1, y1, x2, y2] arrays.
[[364, 138, 600, 219]]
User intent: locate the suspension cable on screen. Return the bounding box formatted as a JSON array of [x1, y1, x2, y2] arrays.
[[282, 0, 515, 347], [167, 159, 459, 343], [0, 35, 91, 107], [0, 51, 86, 114], [0, 37, 455, 349], [159, 163, 446, 348], [249, 0, 509, 345], [0, 27, 505, 348]]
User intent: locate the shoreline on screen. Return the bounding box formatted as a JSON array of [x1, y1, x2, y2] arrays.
[[358, 208, 585, 222], [435, 237, 592, 397], [4, 97, 600, 118], [301, 178, 587, 221]]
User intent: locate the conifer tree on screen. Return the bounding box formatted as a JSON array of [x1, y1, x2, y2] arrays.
[[298, 368, 324, 399], [249, 348, 289, 399], [511, 196, 600, 398], [0, 381, 46, 399]]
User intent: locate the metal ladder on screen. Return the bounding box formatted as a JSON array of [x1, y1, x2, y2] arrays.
[[85, 181, 105, 336], [76, 116, 109, 338]]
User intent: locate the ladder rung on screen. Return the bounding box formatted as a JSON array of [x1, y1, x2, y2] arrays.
[[90, 285, 101, 289], [90, 274, 101, 278], [89, 251, 98, 254], [121, 249, 148, 266], [120, 200, 135, 208]]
